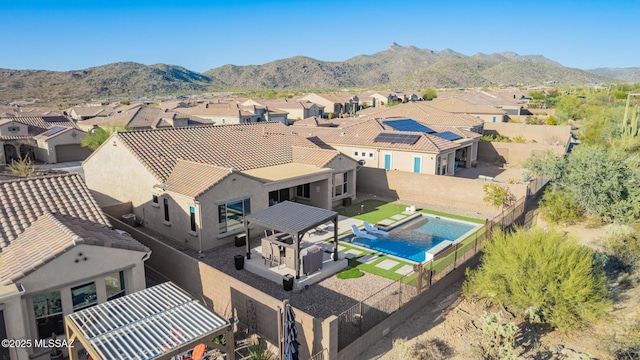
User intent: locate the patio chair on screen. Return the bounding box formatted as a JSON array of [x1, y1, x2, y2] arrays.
[[351, 224, 376, 240], [363, 221, 389, 236], [262, 239, 273, 265]]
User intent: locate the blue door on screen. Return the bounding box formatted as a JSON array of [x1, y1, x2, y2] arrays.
[[413, 157, 421, 173], [384, 154, 391, 170], [492, 116, 497, 123]]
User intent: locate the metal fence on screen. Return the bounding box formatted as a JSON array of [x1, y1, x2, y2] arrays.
[[308, 348, 328, 360], [337, 274, 416, 350], [337, 191, 538, 351]]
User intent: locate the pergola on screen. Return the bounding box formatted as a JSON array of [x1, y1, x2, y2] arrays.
[[65, 282, 234, 360], [245, 201, 339, 279]]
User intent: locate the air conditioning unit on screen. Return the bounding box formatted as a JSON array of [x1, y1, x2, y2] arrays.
[[121, 213, 137, 227]]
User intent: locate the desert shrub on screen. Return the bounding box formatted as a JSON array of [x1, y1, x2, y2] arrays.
[[7, 156, 36, 177], [480, 134, 511, 142], [476, 312, 522, 360], [546, 115, 557, 125], [464, 227, 611, 331], [393, 338, 451, 360], [606, 317, 640, 360], [538, 188, 583, 224], [512, 135, 527, 143], [603, 224, 640, 272]]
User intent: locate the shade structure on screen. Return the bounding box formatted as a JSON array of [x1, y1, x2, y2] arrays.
[[283, 303, 299, 360], [245, 201, 340, 279], [65, 282, 233, 360]]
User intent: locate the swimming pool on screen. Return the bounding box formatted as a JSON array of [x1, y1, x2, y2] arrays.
[[343, 215, 479, 262]]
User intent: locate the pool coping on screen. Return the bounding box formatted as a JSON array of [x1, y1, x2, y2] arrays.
[[341, 213, 483, 265]]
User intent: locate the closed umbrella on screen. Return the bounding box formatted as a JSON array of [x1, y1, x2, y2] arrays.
[[283, 303, 299, 360]]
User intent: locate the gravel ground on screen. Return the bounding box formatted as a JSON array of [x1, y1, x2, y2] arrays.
[[139, 227, 400, 319]]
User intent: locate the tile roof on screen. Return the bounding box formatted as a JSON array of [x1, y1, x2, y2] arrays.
[[308, 93, 358, 103], [291, 146, 339, 167], [0, 116, 78, 136], [0, 174, 110, 248], [243, 99, 324, 110], [0, 213, 148, 286], [164, 160, 232, 198], [292, 116, 336, 127], [354, 102, 484, 127], [71, 106, 113, 117], [302, 118, 460, 153], [176, 103, 255, 118], [115, 122, 340, 182], [429, 98, 506, 115], [81, 106, 212, 129]]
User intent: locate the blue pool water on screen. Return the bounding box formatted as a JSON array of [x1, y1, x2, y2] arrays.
[[344, 216, 478, 262]]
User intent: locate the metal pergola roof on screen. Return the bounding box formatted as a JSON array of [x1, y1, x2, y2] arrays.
[[246, 201, 337, 235], [65, 282, 233, 360], [244, 201, 339, 279]]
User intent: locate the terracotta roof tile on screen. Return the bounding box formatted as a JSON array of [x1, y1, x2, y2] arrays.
[[429, 98, 506, 115], [82, 106, 212, 129], [355, 102, 484, 127], [0, 116, 78, 136], [0, 213, 148, 286], [116, 122, 337, 181], [302, 118, 466, 153], [164, 160, 232, 198], [0, 174, 110, 248]]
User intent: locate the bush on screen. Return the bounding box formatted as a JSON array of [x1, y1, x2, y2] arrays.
[[464, 227, 611, 331], [546, 115, 557, 125], [476, 312, 522, 360], [603, 224, 640, 272], [538, 188, 583, 224], [393, 338, 451, 360]]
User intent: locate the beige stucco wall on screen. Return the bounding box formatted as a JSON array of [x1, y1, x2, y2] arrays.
[[477, 141, 566, 165], [357, 167, 528, 217], [83, 136, 160, 208], [13, 244, 146, 360], [35, 129, 86, 164], [0, 121, 29, 136], [483, 122, 572, 145], [145, 170, 337, 251]]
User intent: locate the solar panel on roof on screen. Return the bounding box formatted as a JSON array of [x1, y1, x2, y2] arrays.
[[383, 119, 434, 133], [433, 131, 462, 141], [41, 126, 67, 137], [373, 133, 420, 145]]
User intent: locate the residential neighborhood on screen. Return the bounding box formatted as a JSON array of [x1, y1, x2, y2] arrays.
[[1, 2, 640, 359]]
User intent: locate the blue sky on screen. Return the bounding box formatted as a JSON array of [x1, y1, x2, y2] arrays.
[[1, 0, 638, 72]]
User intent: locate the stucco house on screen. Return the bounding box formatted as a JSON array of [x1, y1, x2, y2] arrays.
[[300, 93, 360, 118], [429, 97, 507, 123], [241, 99, 324, 121], [1, 116, 90, 165], [76, 105, 212, 132], [69, 106, 113, 121], [83, 122, 358, 251], [173, 102, 260, 125], [0, 174, 150, 360], [300, 117, 481, 175], [355, 101, 485, 133]]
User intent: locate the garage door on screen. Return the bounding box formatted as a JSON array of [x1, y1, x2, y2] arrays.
[[55, 144, 93, 163]]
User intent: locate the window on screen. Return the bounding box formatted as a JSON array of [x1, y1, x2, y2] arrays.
[[105, 271, 126, 300], [33, 291, 64, 338], [354, 151, 359, 156], [296, 183, 310, 199], [190, 205, 196, 232], [268, 189, 290, 206], [71, 282, 97, 311], [8, 126, 20, 132], [163, 198, 170, 222], [333, 172, 349, 197], [218, 198, 250, 234], [152, 195, 158, 204], [369, 152, 374, 158]]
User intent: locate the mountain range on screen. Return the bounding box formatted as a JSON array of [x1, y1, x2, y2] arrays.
[[0, 43, 636, 102]]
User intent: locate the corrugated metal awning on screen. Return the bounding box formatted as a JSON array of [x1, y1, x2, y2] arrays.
[[66, 282, 229, 360]]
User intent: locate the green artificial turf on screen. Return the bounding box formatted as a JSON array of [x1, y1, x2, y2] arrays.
[[336, 267, 365, 279]]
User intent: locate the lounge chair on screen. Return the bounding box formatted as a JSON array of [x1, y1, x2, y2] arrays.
[[351, 224, 376, 240], [363, 221, 389, 236]]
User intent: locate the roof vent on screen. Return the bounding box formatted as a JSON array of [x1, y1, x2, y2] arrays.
[[340, 132, 345, 136]]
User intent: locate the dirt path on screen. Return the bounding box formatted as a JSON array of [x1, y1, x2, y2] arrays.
[[358, 217, 637, 359]]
